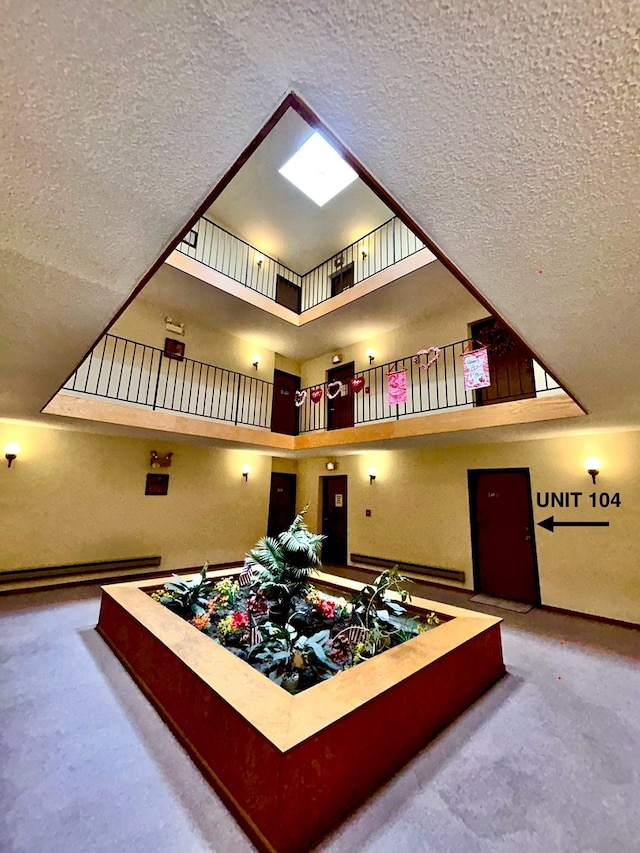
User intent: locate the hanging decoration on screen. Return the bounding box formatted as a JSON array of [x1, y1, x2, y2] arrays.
[[413, 347, 441, 370], [461, 346, 491, 390], [327, 381, 343, 400], [294, 390, 307, 407], [310, 387, 324, 404], [480, 321, 516, 358], [349, 376, 366, 394], [387, 364, 407, 405]]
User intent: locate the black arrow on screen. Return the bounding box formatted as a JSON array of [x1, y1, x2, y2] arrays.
[[538, 515, 610, 533]]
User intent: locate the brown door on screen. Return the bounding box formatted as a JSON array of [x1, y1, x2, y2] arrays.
[[327, 362, 354, 430], [321, 475, 348, 565], [469, 469, 540, 604], [470, 317, 535, 405], [331, 264, 354, 296], [271, 370, 300, 435], [267, 473, 297, 538], [275, 275, 302, 313]]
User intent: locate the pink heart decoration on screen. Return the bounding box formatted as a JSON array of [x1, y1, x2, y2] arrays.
[[350, 376, 366, 393], [294, 390, 307, 407], [327, 381, 343, 400], [310, 387, 323, 404], [413, 347, 441, 370]]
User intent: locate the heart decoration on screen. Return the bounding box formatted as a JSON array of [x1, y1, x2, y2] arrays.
[[294, 390, 307, 408], [310, 387, 323, 404], [350, 376, 366, 393], [413, 347, 441, 370], [327, 380, 343, 400]]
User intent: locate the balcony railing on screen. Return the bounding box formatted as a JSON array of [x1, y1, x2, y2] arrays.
[[63, 334, 273, 429], [297, 341, 560, 432], [175, 215, 426, 314], [61, 334, 561, 438]]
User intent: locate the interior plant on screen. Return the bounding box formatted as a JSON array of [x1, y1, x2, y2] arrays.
[[350, 565, 413, 655], [244, 505, 325, 624], [249, 621, 339, 692], [151, 563, 214, 617]]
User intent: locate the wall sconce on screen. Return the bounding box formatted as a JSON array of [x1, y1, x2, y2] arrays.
[[150, 451, 173, 469], [252, 355, 261, 370], [368, 467, 377, 485], [165, 317, 185, 336], [242, 465, 251, 482], [366, 349, 375, 365], [584, 456, 601, 484], [326, 461, 337, 471], [361, 248, 368, 261], [4, 442, 20, 468], [256, 255, 264, 269], [332, 354, 342, 364]]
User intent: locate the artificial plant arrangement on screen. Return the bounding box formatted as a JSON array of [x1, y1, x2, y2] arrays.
[[150, 507, 443, 693]]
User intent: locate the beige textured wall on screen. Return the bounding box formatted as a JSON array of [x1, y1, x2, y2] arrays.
[[298, 431, 640, 625], [300, 288, 485, 388], [111, 298, 276, 380], [0, 422, 270, 572]]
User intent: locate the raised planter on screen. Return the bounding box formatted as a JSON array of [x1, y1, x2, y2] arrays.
[[97, 569, 504, 853]]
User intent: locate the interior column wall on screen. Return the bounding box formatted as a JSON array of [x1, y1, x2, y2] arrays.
[[297, 430, 640, 625], [0, 422, 270, 573]]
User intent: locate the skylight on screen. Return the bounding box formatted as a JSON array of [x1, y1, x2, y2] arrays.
[[278, 132, 358, 207]]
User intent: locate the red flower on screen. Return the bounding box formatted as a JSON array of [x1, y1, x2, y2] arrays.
[[317, 599, 336, 619], [231, 611, 249, 630]]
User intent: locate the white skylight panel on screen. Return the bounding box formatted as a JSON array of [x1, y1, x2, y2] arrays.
[[278, 132, 358, 207]]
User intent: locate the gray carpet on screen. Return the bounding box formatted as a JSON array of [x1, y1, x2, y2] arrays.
[[1, 584, 639, 853]]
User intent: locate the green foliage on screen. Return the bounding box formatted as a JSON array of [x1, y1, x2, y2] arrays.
[[248, 621, 338, 693], [213, 577, 240, 608], [152, 564, 214, 616], [350, 565, 411, 631], [244, 505, 325, 623]]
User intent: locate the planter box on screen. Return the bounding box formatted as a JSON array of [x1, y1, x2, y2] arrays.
[[97, 570, 504, 853]]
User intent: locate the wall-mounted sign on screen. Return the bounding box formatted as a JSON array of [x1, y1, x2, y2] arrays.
[[335, 494, 343, 508]]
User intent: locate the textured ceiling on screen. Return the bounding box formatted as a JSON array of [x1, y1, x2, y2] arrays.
[[1, 0, 639, 435], [208, 108, 393, 271]]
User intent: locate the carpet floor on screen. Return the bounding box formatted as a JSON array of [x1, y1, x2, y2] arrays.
[[1, 582, 639, 853]]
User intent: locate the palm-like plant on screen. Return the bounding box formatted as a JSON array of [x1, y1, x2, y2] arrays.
[[244, 505, 325, 624]]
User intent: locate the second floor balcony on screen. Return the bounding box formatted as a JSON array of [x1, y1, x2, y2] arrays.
[[46, 333, 583, 451]]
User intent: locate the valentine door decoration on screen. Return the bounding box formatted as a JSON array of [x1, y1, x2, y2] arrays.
[[387, 365, 407, 405], [461, 346, 491, 390], [310, 387, 323, 404]]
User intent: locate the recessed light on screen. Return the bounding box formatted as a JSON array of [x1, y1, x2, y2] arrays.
[[279, 132, 358, 207]]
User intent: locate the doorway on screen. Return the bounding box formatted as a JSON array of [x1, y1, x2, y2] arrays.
[[468, 468, 540, 604], [275, 275, 302, 314], [321, 475, 348, 565], [267, 472, 297, 537], [469, 317, 536, 405], [330, 263, 354, 297], [327, 362, 354, 430], [271, 370, 300, 435]]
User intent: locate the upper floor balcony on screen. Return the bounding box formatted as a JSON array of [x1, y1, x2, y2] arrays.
[[167, 214, 433, 321], [45, 332, 583, 452]]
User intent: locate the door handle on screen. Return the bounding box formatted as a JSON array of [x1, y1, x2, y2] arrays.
[[524, 534, 531, 541]]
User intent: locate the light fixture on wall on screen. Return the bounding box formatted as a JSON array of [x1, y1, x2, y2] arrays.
[[326, 461, 337, 471], [4, 442, 20, 468], [368, 467, 377, 485], [242, 465, 251, 482], [584, 456, 601, 484], [366, 349, 375, 365], [252, 355, 261, 370], [165, 317, 185, 336], [361, 248, 368, 261], [332, 354, 342, 365], [150, 451, 173, 469], [256, 255, 264, 269]]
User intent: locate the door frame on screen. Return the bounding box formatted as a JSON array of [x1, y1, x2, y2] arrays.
[[270, 369, 301, 436], [326, 361, 355, 431], [321, 474, 348, 565], [467, 467, 541, 604]]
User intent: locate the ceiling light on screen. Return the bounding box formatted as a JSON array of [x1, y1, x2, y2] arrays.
[[279, 132, 358, 207]]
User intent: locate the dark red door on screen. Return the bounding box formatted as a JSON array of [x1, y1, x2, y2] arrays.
[[321, 475, 348, 565], [470, 317, 535, 405], [267, 473, 297, 537], [327, 363, 354, 430], [271, 370, 300, 435], [469, 469, 539, 604]]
